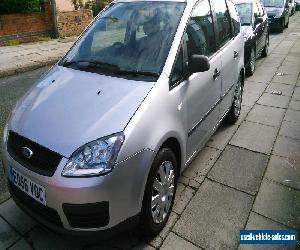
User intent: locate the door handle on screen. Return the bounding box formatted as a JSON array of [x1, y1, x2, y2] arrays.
[[213, 68, 221, 80], [234, 51, 239, 59]]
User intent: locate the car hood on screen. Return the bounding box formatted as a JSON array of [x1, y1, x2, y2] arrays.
[[265, 7, 283, 15], [10, 66, 154, 157]]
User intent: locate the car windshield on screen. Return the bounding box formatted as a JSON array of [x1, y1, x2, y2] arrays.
[[262, 0, 284, 7], [60, 1, 186, 80], [236, 3, 253, 26]]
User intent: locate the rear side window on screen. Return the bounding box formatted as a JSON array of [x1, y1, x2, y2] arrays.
[[253, 1, 260, 17], [212, 0, 233, 47], [226, 0, 240, 36], [185, 0, 216, 57], [256, 0, 265, 16]]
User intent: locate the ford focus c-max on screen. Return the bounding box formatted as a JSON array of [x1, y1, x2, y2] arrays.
[[2, 0, 244, 237]]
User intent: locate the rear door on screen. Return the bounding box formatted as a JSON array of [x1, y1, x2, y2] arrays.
[[211, 0, 238, 118], [256, 0, 268, 50]]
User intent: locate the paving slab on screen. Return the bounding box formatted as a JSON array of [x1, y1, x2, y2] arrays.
[[257, 93, 290, 109], [247, 66, 277, 83], [207, 124, 238, 150], [8, 238, 33, 250], [279, 120, 300, 140], [173, 180, 253, 250], [265, 82, 294, 97], [27, 226, 84, 250], [241, 90, 263, 107], [265, 155, 300, 190], [208, 146, 269, 195], [238, 212, 293, 250], [161, 232, 201, 250], [237, 105, 252, 125], [172, 186, 195, 215], [182, 147, 221, 181], [272, 73, 299, 85], [230, 121, 278, 155], [273, 135, 300, 158], [289, 100, 300, 111], [245, 104, 285, 127], [292, 86, 300, 100], [284, 109, 300, 122], [253, 178, 300, 229], [0, 216, 19, 249], [243, 81, 268, 95], [0, 199, 36, 235]]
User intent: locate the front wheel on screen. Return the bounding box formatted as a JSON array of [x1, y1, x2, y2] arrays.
[[139, 148, 178, 236], [225, 76, 243, 124]]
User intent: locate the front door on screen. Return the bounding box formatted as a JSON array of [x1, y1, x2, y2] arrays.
[[183, 0, 222, 161]]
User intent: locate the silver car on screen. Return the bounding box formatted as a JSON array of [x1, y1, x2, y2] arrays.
[[2, 0, 244, 237]]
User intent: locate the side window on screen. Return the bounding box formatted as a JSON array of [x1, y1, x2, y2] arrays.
[[185, 0, 216, 58], [170, 46, 184, 87], [212, 0, 233, 47], [226, 0, 240, 36], [256, 1, 264, 16], [253, 1, 260, 18]]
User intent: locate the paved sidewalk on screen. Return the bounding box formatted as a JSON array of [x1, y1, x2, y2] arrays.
[[0, 13, 299, 250], [0, 37, 76, 77]]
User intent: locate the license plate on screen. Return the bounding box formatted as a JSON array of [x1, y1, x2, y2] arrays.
[[10, 167, 46, 206]]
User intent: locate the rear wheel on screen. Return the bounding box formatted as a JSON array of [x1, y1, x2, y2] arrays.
[[140, 148, 178, 236], [225, 76, 243, 124], [246, 48, 255, 76]]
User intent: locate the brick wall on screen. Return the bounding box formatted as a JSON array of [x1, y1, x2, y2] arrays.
[[57, 9, 93, 37], [0, 3, 52, 43]]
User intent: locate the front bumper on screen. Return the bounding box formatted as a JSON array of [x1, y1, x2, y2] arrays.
[[2, 145, 155, 234]]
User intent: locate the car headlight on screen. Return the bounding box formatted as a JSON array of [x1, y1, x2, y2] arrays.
[[62, 133, 124, 177]]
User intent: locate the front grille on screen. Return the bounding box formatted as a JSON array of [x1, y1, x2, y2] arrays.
[[7, 131, 62, 177], [63, 202, 110, 228], [9, 182, 63, 227]]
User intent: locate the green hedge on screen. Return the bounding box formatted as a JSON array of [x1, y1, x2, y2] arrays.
[[0, 0, 41, 15]]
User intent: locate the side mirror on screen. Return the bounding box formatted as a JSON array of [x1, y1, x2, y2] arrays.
[[255, 16, 263, 25], [189, 55, 210, 74]]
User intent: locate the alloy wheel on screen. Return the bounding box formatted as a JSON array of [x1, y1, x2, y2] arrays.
[[151, 161, 175, 224]]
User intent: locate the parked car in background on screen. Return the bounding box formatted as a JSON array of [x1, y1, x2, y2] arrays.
[[2, 0, 245, 237], [235, 0, 269, 76], [296, 0, 300, 10], [262, 0, 290, 32], [289, 0, 296, 15]]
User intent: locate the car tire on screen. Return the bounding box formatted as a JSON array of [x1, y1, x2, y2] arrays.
[[139, 148, 178, 237], [225, 76, 243, 124], [261, 35, 269, 58], [246, 47, 255, 76]]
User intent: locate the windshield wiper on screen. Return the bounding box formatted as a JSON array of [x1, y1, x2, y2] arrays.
[[63, 60, 120, 70], [113, 69, 160, 78]]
